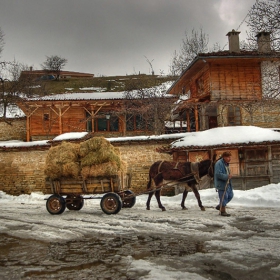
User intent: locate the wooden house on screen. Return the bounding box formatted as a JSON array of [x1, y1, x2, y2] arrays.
[[168, 31, 280, 131], [157, 126, 280, 190], [17, 92, 167, 141]]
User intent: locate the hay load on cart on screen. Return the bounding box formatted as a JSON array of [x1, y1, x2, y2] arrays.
[[45, 136, 135, 215]]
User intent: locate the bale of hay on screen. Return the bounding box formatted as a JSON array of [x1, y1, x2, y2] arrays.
[[44, 141, 80, 179], [80, 150, 122, 167], [81, 160, 127, 179], [79, 137, 122, 168], [79, 137, 111, 157], [45, 136, 126, 181]]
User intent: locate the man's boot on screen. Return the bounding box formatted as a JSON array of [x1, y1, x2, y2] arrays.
[[221, 206, 230, 217]]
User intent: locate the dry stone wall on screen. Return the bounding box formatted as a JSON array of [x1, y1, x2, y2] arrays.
[[0, 140, 173, 196], [0, 147, 50, 195]]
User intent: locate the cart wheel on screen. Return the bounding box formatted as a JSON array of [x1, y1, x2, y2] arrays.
[[120, 190, 136, 208], [66, 195, 84, 211], [100, 193, 122, 215], [46, 194, 66, 215]]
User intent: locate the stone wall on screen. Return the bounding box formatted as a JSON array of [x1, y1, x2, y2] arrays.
[[0, 140, 173, 196], [0, 147, 50, 195], [0, 118, 26, 141], [217, 104, 280, 128]]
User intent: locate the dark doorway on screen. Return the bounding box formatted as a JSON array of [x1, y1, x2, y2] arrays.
[[209, 116, 218, 129]]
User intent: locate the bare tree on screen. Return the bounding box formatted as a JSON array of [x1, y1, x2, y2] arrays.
[[144, 56, 154, 75], [169, 28, 210, 75], [245, 0, 280, 101], [0, 27, 6, 71], [0, 27, 4, 59], [123, 78, 176, 135], [0, 60, 41, 121], [246, 0, 280, 51], [41, 55, 67, 81]]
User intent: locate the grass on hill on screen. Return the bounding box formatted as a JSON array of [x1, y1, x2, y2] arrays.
[[32, 74, 177, 95]]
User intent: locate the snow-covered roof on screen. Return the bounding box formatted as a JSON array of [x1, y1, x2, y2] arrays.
[[171, 126, 280, 149], [0, 140, 49, 148], [27, 92, 127, 101], [0, 132, 187, 149], [2, 126, 280, 150], [52, 131, 189, 143], [26, 91, 175, 101], [52, 132, 88, 141]]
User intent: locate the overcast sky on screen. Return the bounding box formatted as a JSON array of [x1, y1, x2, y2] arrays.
[[0, 0, 256, 77]]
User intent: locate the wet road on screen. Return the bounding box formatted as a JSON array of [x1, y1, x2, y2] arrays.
[[0, 233, 207, 279], [0, 196, 280, 280]]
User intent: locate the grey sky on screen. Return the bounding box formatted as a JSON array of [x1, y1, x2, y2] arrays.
[[0, 0, 256, 77]]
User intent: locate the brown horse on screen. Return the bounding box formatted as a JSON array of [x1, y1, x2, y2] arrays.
[[146, 158, 215, 211]]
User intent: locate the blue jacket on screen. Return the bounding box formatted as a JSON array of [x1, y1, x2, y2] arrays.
[[214, 158, 232, 191]]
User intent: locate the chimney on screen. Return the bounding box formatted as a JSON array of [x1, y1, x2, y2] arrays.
[[29, 66, 33, 71], [256, 31, 271, 53], [226, 30, 241, 53]]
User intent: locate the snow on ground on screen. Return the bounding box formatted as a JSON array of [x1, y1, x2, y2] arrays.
[[0, 183, 280, 279]]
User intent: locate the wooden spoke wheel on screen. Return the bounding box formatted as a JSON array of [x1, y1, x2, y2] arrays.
[[66, 195, 84, 211], [119, 190, 136, 208], [100, 193, 122, 215], [46, 194, 66, 215]]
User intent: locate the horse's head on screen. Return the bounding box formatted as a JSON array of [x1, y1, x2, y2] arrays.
[[207, 154, 217, 178], [200, 154, 216, 179]]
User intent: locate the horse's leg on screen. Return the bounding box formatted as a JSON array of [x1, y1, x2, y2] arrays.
[[191, 184, 205, 211], [146, 191, 154, 210], [155, 189, 166, 211], [181, 189, 188, 210]]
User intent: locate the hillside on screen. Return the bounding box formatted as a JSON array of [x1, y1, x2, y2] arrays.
[[32, 74, 178, 95]]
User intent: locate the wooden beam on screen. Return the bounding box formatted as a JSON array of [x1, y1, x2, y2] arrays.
[[186, 110, 190, 132], [195, 106, 199, 131], [25, 106, 39, 142], [26, 116, 30, 142], [58, 108, 62, 134]]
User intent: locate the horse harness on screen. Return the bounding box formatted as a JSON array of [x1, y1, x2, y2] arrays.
[[156, 161, 201, 184]]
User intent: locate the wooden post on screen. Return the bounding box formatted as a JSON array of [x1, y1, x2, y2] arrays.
[[195, 106, 199, 131], [58, 107, 62, 135], [187, 110, 190, 132], [26, 115, 30, 142], [268, 145, 273, 183], [91, 108, 95, 132]]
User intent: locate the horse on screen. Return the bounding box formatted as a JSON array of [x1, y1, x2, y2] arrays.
[[146, 157, 215, 211]]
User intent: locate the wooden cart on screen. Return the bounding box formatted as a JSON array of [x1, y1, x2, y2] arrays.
[[45, 174, 136, 215]]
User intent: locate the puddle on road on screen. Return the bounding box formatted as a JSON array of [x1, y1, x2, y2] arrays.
[[0, 233, 206, 279]]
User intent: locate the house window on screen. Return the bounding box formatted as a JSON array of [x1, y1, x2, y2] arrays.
[[228, 106, 241, 126], [43, 113, 49, 121], [126, 114, 146, 131], [97, 118, 107, 131], [109, 115, 119, 131], [85, 111, 119, 132], [95, 116, 119, 132]]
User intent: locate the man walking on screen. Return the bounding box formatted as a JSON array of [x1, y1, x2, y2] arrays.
[[214, 151, 234, 217]]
